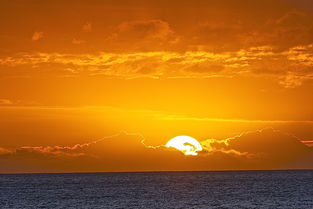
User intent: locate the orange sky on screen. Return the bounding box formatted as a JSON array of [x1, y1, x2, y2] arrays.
[[1, 0, 313, 173]]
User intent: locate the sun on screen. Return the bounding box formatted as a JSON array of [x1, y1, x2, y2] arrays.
[[165, 136, 203, 156]]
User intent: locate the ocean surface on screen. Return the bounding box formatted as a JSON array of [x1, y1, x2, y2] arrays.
[[0, 170, 312, 209]]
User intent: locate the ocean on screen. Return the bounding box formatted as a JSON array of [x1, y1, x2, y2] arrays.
[[0, 170, 312, 208]]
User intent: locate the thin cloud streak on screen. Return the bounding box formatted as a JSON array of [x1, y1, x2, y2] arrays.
[[160, 115, 313, 124], [1, 105, 312, 124]]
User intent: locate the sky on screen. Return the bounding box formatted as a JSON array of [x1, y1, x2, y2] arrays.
[[1, 0, 313, 173]]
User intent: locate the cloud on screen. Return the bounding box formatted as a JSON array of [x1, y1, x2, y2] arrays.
[[0, 99, 40, 106], [2, 13, 313, 87], [0, 131, 150, 159], [206, 129, 311, 156], [1, 1, 313, 54], [1, 45, 313, 87], [302, 140, 313, 147], [0, 129, 312, 172], [271, 11, 313, 48], [161, 114, 313, 124], [187, 21, 245, 51], [72, 38, 85, 45], [190, 10, 313, 51], [197, 129, 313, 169], [0, 147, 14, 155], [0, 99, 13, 105], [114, 20, 174, 41], [82, 22, 92, 32], [106, 20, 180, 50], [32, 31, 44, 41]]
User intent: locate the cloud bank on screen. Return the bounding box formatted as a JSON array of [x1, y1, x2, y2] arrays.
[[1, 44, 313, 87], [0, 129, 312, 173]]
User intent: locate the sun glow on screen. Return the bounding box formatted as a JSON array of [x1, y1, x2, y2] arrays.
[[165, 136, 203, 156]]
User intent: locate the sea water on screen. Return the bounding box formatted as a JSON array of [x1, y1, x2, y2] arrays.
[[0, 170, 312, 208]]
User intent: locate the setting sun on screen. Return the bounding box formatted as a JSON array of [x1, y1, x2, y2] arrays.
[[165, 136, 203, 156]]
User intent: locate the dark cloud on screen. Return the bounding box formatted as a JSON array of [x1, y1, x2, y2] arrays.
[[185, 10, 313, 52], [31, 31, 44, 41], [218, 129, 312, 168], [106, 20, 179, 51], [262, 11, 313, 50], [1, 129, 312, 173]]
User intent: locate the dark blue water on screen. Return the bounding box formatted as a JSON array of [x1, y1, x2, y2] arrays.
[[0, 170, 312, 209]]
